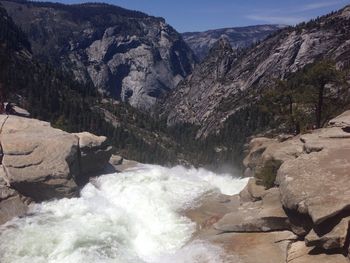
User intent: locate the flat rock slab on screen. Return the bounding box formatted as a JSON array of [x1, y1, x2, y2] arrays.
[[328, 110, 350, 128], [287, 241, 348, 263], [208, 231, 296, 263], [215, 188, 289, 232], [185, 193, 241, 235]]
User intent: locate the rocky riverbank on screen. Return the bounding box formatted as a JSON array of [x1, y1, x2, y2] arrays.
[[186, 110, 350, 262]]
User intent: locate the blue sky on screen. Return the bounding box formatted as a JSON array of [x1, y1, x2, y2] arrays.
[[58, 0, 350, 32]]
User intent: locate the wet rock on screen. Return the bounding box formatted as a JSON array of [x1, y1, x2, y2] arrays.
[[74, 132, 113, 184], [112, 158, 140, 173], [215, 188, 290, 233], [185, 193, 241, 234], [0, 181, 28, 225], [109, 155, 123, 166], [0, 194, 28, 225]]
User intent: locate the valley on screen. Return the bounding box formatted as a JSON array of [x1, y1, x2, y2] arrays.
[[1, 1, 350, 262]]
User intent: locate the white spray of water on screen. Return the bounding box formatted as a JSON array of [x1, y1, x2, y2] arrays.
[[0, 164, 249, 263]]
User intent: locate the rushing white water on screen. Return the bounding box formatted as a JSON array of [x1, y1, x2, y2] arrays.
[[0, 164, 249, 263]]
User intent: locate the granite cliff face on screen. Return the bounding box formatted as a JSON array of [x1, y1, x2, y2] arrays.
[[164, 6, 350, 138], [182, 25, 284, 61], [1, 0, 196, 110]]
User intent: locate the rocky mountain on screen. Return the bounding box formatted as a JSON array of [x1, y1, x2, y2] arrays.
[[164, 5, 350, 139], [182, 24, 284, 61], [0, 3, 185, 166], [0, 0, 196, 110]]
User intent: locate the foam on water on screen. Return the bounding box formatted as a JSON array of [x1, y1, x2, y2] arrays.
[[0, 164, 249, 263]]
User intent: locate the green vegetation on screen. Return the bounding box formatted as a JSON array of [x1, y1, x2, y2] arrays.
[[260, 60, 349, 134]]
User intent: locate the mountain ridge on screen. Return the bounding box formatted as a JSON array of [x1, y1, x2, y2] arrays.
[[164, 5, 350, 139], [182, 24, 285, 61], [0, 0, 196, 111]]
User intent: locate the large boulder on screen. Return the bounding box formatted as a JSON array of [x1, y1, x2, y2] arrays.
[[108, 155, 140, 173], [185, 193, 241, 235], [0, 115, 79, 202], [0, 116, 113, 203], [243, 136, 303, 187], [239, 178, 267, 202], [276, 130, 350, 225], [74, 132, 113, 184], [243, 137, 277, 173], [215, 188, 290, 233], [4, 103, 30, 117]]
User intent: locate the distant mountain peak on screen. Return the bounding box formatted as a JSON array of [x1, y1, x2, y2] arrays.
[[182, 25, 283, 61], [209, 36, 232, 54], [340, 5, 350, 18], [165, 4, 350, 138]]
